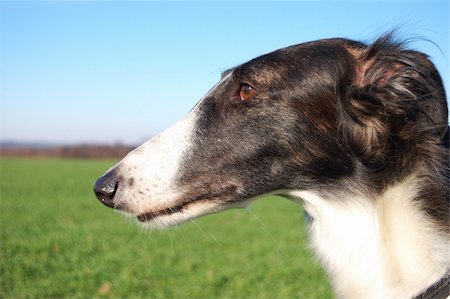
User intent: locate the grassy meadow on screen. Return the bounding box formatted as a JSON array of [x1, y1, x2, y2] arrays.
[[1, 158, 333, 298]]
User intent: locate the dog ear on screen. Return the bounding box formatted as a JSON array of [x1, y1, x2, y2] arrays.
[[338, 35, 448, 169]]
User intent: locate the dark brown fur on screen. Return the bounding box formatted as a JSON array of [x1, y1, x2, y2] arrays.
[[95, 33, 449, 233]]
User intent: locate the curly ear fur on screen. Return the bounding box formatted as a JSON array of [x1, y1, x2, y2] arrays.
[[338, 34, 448, 175]]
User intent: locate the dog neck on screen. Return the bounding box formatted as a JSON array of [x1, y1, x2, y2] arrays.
[[287, 174, 450, 299]]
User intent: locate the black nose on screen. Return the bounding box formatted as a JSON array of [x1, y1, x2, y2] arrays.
[[94, 171, 119, 208]]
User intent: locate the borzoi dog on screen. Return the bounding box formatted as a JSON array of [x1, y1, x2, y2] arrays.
[[94, 34, 449, 299]]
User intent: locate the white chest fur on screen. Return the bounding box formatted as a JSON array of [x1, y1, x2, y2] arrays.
[[288, 176, 449, 299]]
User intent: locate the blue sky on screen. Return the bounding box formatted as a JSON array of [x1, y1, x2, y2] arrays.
[[1, 1, 448, 144]]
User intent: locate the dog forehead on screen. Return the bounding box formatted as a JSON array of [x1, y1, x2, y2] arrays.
[[233, 60, 287, 85], [232, 45, 311, 85]]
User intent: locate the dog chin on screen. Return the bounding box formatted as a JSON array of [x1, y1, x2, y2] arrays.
[[125, 200, 247, 229]]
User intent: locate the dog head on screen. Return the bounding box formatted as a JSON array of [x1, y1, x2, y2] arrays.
[[94, 34, 448, 228]]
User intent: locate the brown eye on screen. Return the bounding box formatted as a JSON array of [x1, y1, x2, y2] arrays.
[[239, 84, 255, 101]]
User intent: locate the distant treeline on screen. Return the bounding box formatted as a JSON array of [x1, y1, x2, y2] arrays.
[[0, 144, 136, 159]]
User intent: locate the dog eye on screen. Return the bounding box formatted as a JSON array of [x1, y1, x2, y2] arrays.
[[239, 84, 255, 101]]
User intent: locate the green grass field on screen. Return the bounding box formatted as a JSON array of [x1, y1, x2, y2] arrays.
[[1, 158, 333, 298]]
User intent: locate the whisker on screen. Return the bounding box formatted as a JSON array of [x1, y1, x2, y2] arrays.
[[190, 219, 220, 247], [246, 208, 279, 244]]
